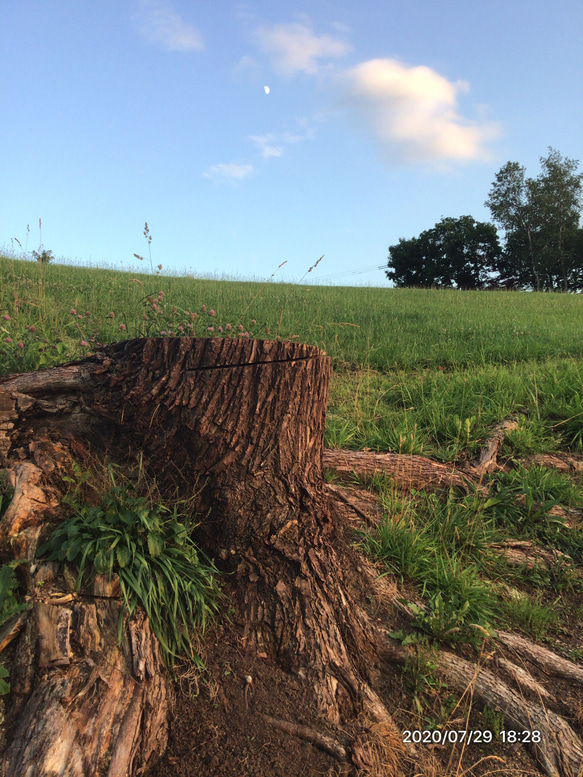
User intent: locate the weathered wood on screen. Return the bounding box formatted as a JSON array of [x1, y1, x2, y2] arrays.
[[2, 604, 170, 777], [490, 540, 583, 576], [0, 337, 404, 774], [496, 630, 583, 685], [470, 417, 519, 476], [323, 448, 472, 492]]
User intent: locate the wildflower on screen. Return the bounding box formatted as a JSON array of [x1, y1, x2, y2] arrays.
[[70, 309, 76, 315], [207, 326, 214, 332], [3, 314, 10, 321], [158, 291, 165, 298], [160, 330, 167, 336], [438, 366, 443, 371], [190, 312, 198, 321], [172, 306, 177, 313], [225, 323, 231, 331], [119, 324, 126, 331], [81, 340, 89, 347], [238, 324, 244, 331], [178, 324, 184, 332], [78, 314, 82, 319], [209, 309, 215, 316], [17, 342, 24, 348], [201, 304, 207, 312], [5, 337, 12, 343], [251, 319, 256, 324], [85, 311, 91, 317], [29, 325, 37, 332], [108, 312, 115, 318], [186, 323, 193, 329], [218, 326, 223, 333]]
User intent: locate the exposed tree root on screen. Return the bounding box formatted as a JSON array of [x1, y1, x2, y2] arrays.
[[261, 715, 348, 761], [490, 540, 583, 577], [496, 631, 583, 686], [379, 633, 583, 777], [3, 352, 582, 777], [468, 417, 519, 477], [323, 449, 473, 493]]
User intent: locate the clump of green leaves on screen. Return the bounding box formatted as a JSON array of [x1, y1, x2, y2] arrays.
[[0, 563, 29, 629], [0, 562, 30, 694], [36, 477, 221, 668]]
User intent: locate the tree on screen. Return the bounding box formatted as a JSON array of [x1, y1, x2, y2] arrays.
[[386, 216, 501, 289], [485, 149, 583, 291]]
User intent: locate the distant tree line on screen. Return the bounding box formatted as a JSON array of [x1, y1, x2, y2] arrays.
[[386, 148, 583, 291]]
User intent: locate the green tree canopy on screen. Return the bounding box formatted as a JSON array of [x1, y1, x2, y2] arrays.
[[485, 148, 583, 291], [386, 216, 501, 289]]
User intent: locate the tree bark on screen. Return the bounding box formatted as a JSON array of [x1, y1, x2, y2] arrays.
[[0, 337, 405, 775]]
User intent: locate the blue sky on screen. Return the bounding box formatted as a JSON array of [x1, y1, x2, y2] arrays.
[[1, 1, 581, 286]]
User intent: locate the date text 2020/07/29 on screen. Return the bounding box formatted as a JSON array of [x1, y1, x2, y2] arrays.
[[402, 729, 542, 745]]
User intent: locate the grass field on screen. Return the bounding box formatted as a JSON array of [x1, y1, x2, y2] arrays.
[[2, 253, 583, 462], [2, 252, 583, 766]]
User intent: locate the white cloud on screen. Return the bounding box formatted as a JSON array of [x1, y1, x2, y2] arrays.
[[250, 134, 283, 159], [250, 123, 315, 160], [133, 0, 204, 52], [254, 21, 351, 76], [203, 163, 254, 182], [336, 59, 499, 165]]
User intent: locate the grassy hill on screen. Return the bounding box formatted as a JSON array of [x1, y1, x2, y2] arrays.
[[3, 252, 583, 775]]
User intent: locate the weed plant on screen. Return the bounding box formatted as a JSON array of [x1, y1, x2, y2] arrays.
[[36, 469, 221, 668], [0, 562, 29, 694]]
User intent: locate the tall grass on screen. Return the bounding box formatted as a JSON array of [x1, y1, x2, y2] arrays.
[[3, 254, 583, 372], [2, 253, 583, 462]]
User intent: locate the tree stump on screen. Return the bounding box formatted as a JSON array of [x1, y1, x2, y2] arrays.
[[0, 337, 400, 775]]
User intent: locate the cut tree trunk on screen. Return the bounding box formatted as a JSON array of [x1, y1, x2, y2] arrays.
[[0, 338, 406, 775]]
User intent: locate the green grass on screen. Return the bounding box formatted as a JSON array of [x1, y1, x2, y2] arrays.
[[3, 253, 583, 374], [3, 251, 583, 652]]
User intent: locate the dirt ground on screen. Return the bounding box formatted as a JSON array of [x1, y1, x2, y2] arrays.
[[147, 585, 568, 777]]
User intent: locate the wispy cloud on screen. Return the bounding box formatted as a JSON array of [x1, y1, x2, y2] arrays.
[[203, 163, 254, 182], [250, 134, 284, 159], [133, 0, 205, 52], [336, 59, 500, 165], [250, 123, 315, 159], [254, 21, 351, 76]]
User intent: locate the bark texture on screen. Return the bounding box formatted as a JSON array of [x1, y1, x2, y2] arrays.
[[0, 337, 404, 775]]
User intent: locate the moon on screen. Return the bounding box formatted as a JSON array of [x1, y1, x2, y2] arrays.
[[264, 86, 270, 94]]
